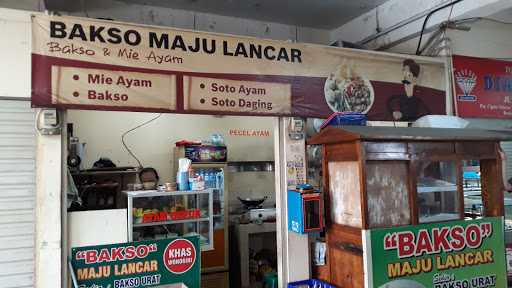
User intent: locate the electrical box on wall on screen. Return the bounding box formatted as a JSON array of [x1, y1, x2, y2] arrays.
[[288, 117, 304, 140], [288, 188, 324, 234], [37, 109, 61, 135]]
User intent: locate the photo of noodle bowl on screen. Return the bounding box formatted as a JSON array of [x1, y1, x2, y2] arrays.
[[324, 62, 375, 113], [378, 279, 426, 288]]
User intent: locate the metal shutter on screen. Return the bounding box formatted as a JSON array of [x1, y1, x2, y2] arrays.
[[0, 100, 35, 288], [502, 142, 512, 181], [466, 118, 512, 180]]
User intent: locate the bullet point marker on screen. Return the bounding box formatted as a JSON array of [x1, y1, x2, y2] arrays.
[[73, 92, 79, 97], [200, 98, 205, 104], [200, 84, 205, 89], [73, 75, 79, 80]]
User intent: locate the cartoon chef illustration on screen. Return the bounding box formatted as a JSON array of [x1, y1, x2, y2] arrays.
[[387, 59, 431, 121]]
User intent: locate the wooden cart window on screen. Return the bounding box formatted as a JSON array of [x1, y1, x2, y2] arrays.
[[462, 160, 484, 218], [328, 161, 362, 227], [417, 160, 460, 223], [366, 161, 410, 228]]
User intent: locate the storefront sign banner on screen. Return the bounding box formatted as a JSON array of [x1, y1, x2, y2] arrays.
[[71, 236, 200, 288], [32, 14, 446, 119], [452, 55, 512, 119], [368, 217, 507, 288]]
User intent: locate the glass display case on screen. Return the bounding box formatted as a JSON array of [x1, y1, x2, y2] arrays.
[[187, 163, 229, 272], [308, 126, 512, 288], [417, 160, 459, 223], [175, 147, 230, 273], [194, 166, 225, 230], [126, 189, 214, 251]]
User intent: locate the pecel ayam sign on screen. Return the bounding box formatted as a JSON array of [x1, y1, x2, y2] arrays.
[[32, 14, 447, 119]]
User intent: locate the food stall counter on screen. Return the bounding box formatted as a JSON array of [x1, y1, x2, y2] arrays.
[[125, 189, 214, 251]]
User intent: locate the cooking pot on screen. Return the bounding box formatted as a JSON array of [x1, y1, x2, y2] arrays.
[[238, 196, 268, 209]]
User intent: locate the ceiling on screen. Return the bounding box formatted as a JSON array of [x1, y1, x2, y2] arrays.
[[487, 7, 512, 23], [111, 0, 388, 29]]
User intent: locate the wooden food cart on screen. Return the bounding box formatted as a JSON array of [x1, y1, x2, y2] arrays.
[[308, 126, 512, 288]]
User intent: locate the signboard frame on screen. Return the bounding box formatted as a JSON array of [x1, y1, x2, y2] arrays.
[[363, 217, 508, 288], [452, 54, 512, 119], [70, 236, 201, 288], [31, 14, 448, 120]]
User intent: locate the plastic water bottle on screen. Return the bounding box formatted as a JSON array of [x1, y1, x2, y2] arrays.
[[209, 171, 215, 188], [216, 172, 223, 189], [205, 171, 211, 188]]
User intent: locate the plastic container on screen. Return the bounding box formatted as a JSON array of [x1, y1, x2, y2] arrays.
[[287, 279, 335, 288], [190, 180, 205, 191], [263, 272, 277, 288], [320, 112, 367, 129], [177, 172, 190, 191], [412, 115, 469, 128]]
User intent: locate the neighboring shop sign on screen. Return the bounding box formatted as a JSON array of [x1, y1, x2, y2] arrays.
[[452, 55, 512, 119], [32, 15, 446, 119], [367, 217, 507, 288], [71, 236, 200, 288]]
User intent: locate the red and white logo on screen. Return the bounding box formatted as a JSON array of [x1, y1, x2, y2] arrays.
[[163, 239, 196, 274], [455, 69, 477, 101]]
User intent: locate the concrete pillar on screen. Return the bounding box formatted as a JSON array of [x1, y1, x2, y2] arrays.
[[35, 110, 63, 288], [275, 117, 309, 286]]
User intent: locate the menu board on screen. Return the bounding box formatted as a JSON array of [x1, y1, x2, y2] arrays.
[[32, 14, 447, 119]]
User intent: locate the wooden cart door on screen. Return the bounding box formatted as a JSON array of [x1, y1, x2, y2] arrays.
[[323, 147, 365, 288], [325, 224, 364, 288]]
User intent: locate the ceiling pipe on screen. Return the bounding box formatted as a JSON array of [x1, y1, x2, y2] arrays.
[[357, 0, 456, 46], [418, 27, 445, 55], [374, 17, 477, 51], [415, 0, 464, 55], [417, 20, 471, 55]]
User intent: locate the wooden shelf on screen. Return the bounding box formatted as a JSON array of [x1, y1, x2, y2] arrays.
[[417, 185, 457, 193], [417, 177, 457, 193], [419, 213, 459, 223]]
